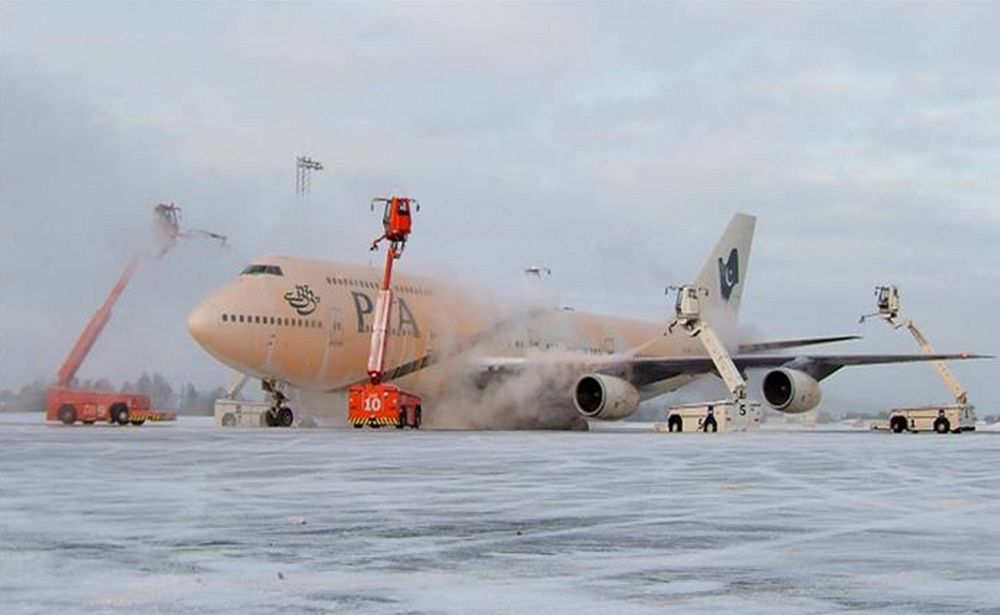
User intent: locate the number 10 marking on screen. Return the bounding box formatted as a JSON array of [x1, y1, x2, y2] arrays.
[[364, 395, 382, 413]]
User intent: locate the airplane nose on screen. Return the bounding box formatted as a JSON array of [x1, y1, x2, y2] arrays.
[[187, 298, 216, 349]]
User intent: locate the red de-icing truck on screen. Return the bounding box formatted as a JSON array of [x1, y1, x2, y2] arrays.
[[43, 204, 211, 426], [44, 251, 176, 426], [347, 196, 424, 429], [43, 254, 177, 425]]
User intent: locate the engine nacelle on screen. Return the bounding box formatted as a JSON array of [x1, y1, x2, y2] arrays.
[[573, 374, 641, 420], [762, 368, 822, 414]]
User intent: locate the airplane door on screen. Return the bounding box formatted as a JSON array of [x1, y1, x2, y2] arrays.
[[318, 307, 344, 385], [328, 308, 344, 346]]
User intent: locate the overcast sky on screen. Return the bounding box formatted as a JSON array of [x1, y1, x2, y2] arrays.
[[1, 2, 997, 413]]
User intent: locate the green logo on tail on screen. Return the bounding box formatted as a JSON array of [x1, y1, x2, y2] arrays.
[[718, 248, 739, 301]]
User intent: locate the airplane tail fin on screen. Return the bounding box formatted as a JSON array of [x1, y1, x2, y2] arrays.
[[625, 213, 756, 357], [693, 212, 756, 327]]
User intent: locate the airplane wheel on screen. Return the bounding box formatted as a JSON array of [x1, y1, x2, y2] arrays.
[[276, 407, 294, 427], [58, 404, 76, 425], [668, 416, 682, 432], [934, 418, 950, 434], [890, 417, 907, 433], [703, 418, 718, 433], [264, 410, 279, 427], [110, 403, 130, 425]]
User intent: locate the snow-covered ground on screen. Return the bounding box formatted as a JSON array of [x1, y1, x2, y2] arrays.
[[1, 413, 998, 614]]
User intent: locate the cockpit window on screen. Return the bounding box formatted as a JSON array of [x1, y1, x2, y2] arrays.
[[240, 264, 284, 276]]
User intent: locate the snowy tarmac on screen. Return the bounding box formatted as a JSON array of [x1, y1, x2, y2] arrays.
[[1, 414, 998, 614]]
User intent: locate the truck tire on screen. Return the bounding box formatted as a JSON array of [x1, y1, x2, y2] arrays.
[[397, 409, 406, 429], [668, 416, 682, 432], [276, 407, 294, 427], [890, 416, 907, 433], [130, 418, 146, 426], [221, 413, 237, 427], [703, 417, 718, 433], [57, 404, 77, 425], [110, 402, 130, 425], [934, 418, 950, 434], [414, 406, 422, 429]]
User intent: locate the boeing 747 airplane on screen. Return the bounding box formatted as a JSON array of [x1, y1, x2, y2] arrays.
[[187, 214, 986, 428]]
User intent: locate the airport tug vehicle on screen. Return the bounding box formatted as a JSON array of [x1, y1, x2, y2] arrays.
[[861, 285, 976, 434], [654, 286, 761, 433], [46, 204, 225, 426], [347, 196, 423, 429], [213, 373, 274, 428]]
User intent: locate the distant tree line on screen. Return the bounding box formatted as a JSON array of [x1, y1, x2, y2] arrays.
[[0, 373, 228, 415]]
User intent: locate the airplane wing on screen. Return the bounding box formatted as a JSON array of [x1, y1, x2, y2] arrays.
[[598, 352, 991, 388], [452, 351, 990, 391], [354, 308, 988, 392]]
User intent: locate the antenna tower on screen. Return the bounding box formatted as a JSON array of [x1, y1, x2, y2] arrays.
[[295, 155, 323, 195]]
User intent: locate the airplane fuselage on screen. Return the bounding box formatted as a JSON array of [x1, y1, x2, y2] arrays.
[[188, 255, 704, 401]]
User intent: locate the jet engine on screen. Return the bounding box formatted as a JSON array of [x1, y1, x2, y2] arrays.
[[573, 374, 641, 420], [762, 368, 822, 414]]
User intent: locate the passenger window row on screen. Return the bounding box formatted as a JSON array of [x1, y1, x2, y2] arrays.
[[221, 313, 334, 330], [324, 275, 431, 296]]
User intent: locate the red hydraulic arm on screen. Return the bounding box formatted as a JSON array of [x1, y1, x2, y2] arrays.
[[56, 256, 140, 387], [366, 196, 417, 383], [55, 203, 226, 388]]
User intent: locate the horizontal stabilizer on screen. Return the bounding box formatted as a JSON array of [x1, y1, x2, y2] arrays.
[[738, 335, 861, 353]]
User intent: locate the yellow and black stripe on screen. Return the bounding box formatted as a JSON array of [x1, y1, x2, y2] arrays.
[[348, 416, 400, 428], [131, 412, 176, 422]]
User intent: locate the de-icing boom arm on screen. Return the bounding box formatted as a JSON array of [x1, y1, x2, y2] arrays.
[[56, 256, 140, 387]]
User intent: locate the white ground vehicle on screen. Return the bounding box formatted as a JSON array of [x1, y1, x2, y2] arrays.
[[882, 404, 976, 434], [212, 373, 277, 428], [656, 399, 761, 433], [213, 399, 273, 428]]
